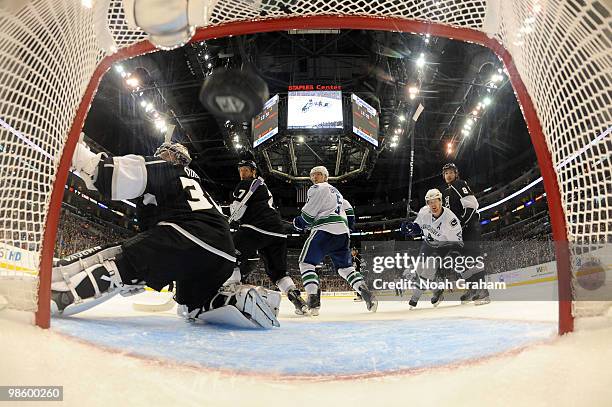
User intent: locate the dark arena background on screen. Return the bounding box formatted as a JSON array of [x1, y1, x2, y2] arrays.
[[0, 2, 610, 406]]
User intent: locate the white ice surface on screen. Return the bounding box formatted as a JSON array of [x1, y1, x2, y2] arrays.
[[1, 292, 612, 407]]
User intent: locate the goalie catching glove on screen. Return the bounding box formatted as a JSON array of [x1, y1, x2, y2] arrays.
[[70, 133, 105, 189]]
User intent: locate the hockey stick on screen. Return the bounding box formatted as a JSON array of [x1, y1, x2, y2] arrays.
[[132, 285, 175, 312], [405, 103, 425, 219], [132, 296, 175, 312], [227, 176, 264, 223]]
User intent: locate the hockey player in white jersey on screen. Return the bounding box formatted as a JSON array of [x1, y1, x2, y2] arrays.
[[293, 166, 377, 315], [401, 188, 463, 308]]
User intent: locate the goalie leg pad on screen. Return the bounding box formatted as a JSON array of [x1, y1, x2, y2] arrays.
[[189, 284, 280, 329], [254, 286, 281, 317], [51, 245, 145, 316], [194, 306, 263, 329]]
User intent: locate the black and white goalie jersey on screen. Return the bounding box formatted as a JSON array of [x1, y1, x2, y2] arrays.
[[231, 179, 284, 234], [442, 179, 479, 228], [94, 155, 228, 232]]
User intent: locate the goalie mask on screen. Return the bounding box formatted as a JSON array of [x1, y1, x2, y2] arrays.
[[155, 142, 191, 166]]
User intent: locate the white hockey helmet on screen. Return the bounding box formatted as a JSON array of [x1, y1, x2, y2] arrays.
[[310, 165, 329, 181], [425, 188, 443, 203], [155, 142, 191, 166]]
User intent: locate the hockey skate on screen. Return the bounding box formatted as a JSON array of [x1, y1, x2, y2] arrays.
[[431, 289, 444, 307], [408, 287, 423, 309], [460, 288, 476, 304], [307, 289, 321, 316], [287, 289, 309, 316], [472, 289, 490, 306], [353, 292, 363, 302], [358, 285, 377, 312]]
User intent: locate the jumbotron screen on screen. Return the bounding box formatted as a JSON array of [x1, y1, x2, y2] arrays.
[[252, 94, 279, 148], [287, 90, 343, 129], [351, 93, 379, 147]]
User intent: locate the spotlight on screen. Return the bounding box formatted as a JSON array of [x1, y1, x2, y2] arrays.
[[416, 53, 425, 68], [298, 136, 305, 143], [126, 77, 140, 88], [204, 54, 210, 60], [408, 86, 419, 100], [399, 115, 406, 122], [390, 142, 398, 148], [483, 97, 492, 106], [207, 63, 212, 69]]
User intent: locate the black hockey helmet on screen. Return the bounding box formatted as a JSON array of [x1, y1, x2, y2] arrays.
[[442, 162, 459, 175], [237, 152, 257, 170]]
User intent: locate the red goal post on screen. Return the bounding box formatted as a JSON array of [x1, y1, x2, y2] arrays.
[[0, 1, 609, 334]]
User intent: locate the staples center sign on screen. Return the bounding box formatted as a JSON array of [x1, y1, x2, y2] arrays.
[[288, 84, 342, 91]]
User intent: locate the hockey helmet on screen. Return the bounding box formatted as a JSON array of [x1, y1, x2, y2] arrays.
[[310, 165, 329, 181], [237, 151, 257, 171], [442, 162, 458, 174], [155, 142, 191, 166], [425, 188, 443, 203], [237, 158, 257, 170]]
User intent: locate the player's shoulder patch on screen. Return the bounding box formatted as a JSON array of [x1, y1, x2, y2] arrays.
[[450, 217, 458, 227], [310, 184, 319, 189]]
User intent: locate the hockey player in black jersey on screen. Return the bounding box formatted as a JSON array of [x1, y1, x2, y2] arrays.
[[229, 154, 309, 315], [50, 138, 279, 328], [441, 163, 489, 305]]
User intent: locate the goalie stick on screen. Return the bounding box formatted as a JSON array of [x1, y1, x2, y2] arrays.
[[227, 176, 264, 223], [132, 284, 175, 312]]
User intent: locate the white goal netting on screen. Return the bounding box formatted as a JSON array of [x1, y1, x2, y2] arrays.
[[0, 0, 610, 330]]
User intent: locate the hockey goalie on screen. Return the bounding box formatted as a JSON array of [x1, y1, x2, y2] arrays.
[[50, 135, 280, 329]]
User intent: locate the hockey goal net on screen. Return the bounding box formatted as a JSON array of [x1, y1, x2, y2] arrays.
[[0, 0, 610, 333]]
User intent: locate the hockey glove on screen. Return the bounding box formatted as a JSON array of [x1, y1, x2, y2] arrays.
[[293, 216, 308, 232], [71, 133, 104, 190], [400, 221, 422, 238]]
